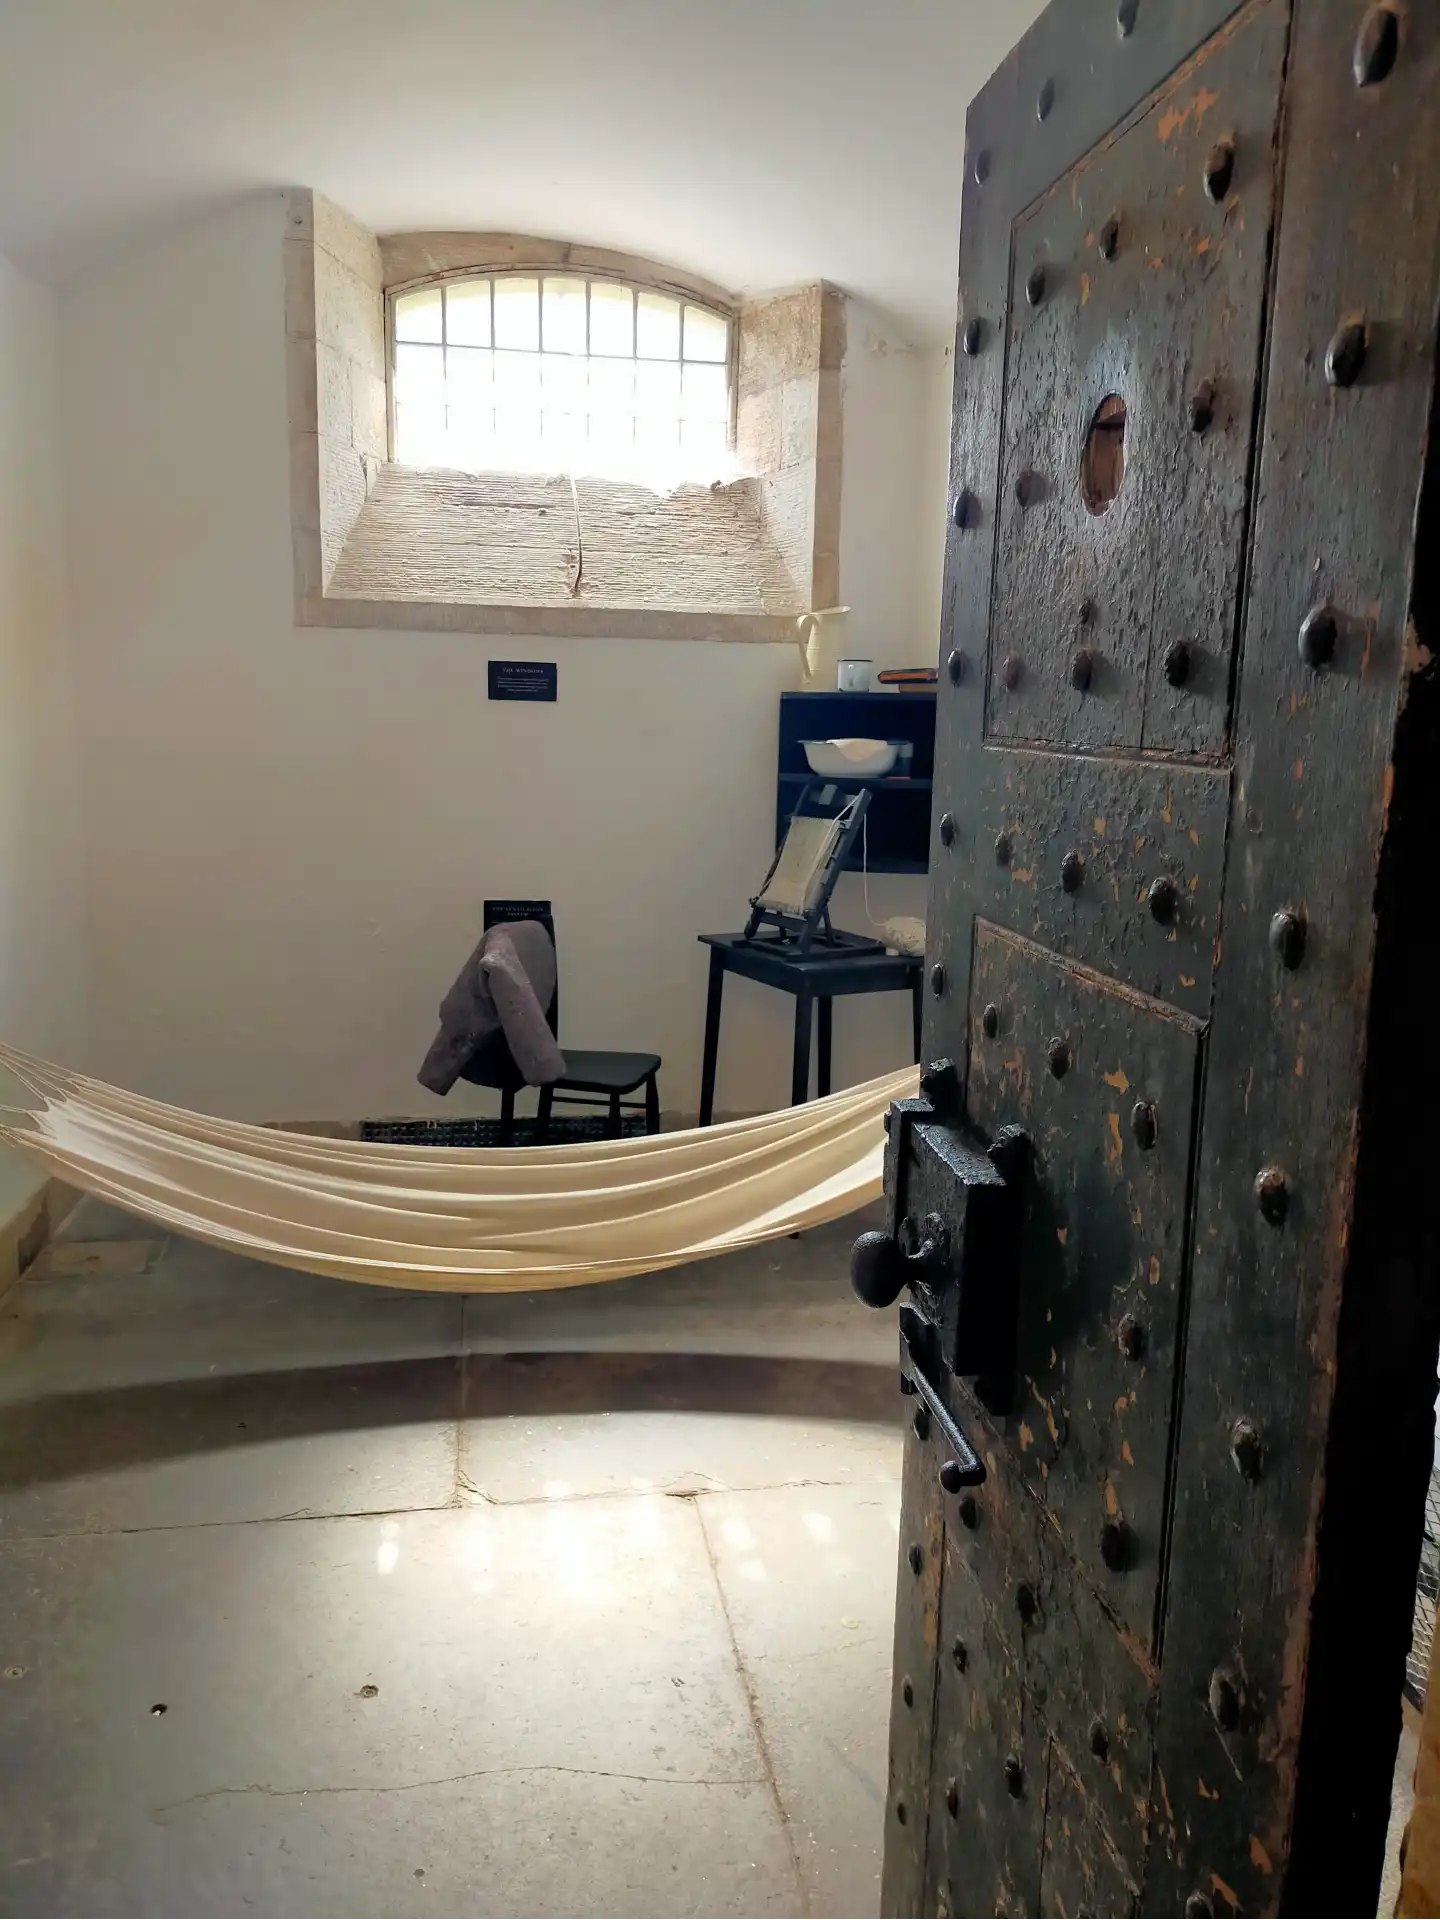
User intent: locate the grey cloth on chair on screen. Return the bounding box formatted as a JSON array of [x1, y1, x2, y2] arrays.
[[418, 919, 565, 1096]]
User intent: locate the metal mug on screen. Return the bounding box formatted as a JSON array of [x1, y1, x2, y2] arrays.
[[837, 658, 873, 692]]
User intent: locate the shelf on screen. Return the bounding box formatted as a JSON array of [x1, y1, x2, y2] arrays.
[[783, 689, 938, 704], [839, 856, 929, 875], [778, 772, 932, 792], [776, 687, 934, 879]]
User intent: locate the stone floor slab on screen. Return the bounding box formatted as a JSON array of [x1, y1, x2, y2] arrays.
[[699, 1481, 902, 1918], [0, 1204, 904, 1915], [0, 1242, 464, 1536], [25, 1238, 167, 1279], [461, 1210, 891, 1365], [461, 1349, 902, 1503], [0, 1498, 799, 1918]]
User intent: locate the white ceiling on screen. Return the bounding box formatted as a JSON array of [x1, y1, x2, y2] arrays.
[[0, 0, 1044, 343]]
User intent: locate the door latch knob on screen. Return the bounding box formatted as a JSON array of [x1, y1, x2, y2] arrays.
[[850, 1215, 947, 1310]]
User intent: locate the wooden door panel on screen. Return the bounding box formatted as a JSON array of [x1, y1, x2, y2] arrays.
[[966, 923, 1203, 1647], [936, 1429, 1156, 1884], [883, 1417, 949, 1918], [934, 0, 1264, 876], [989, 0, 1287, 757], [1039, 1741, 1140, 1919], [926, 1544, 1048, 1917], [1000, 2, 1264, 219], [936, 753, 1228, 1026]]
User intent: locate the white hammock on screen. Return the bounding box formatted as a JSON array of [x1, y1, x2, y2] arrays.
[[0, 1043, 915, 1294]]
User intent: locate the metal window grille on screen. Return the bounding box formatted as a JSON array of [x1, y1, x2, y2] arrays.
[[389, 271, 734, 477]]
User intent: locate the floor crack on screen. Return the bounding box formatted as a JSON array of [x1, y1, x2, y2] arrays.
[[149, 1762, 758, 1822], [0, 1475, 896, 1545], [695, 1503, 810, 1918]]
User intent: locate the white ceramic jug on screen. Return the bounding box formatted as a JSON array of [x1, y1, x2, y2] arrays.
[[794, 607, 852, 686]]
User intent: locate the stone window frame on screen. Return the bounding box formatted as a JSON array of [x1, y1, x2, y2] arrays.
[[286, 191, 843, 643]]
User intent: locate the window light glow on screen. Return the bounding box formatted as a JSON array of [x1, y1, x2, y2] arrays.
[[392, 273, 733, 484]]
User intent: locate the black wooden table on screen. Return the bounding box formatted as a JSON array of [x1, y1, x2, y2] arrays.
[[697, 933, 924, 1124]]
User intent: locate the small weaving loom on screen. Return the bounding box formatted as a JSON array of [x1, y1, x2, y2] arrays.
[[743, 780, 879, 954]]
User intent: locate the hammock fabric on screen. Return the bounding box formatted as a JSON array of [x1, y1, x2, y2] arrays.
[[0, 1043, 916, 1294]]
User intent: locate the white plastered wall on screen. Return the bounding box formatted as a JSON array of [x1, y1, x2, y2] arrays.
[[825, 306, 953, 962], [57, 194, 950, 1125], [0, 248, 88, 1215]]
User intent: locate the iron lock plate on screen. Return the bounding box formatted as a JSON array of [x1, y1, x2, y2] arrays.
[[877, 1065, 1027, 1414]]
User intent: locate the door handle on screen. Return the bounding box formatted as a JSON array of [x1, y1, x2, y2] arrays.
[[900, 1301, 985, 1488]]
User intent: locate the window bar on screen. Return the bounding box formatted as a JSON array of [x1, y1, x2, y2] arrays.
[[587, 274, 599, 453], [393, 270, 732, 468], [630, 279, 638, 445]]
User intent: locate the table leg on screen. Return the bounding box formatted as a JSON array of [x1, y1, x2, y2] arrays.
[[699, 949, 726, 1126], [792, 985, 814, 1106], [818, 996, 833, 1098], [912, 974, 924, 1064]]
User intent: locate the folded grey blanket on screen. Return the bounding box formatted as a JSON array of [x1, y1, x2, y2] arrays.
[[418, 919, 565, 1096]]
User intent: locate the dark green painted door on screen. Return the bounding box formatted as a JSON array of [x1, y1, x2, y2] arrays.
[[866, 3, 1440, 1913]]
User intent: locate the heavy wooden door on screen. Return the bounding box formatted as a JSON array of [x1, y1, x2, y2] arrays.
[[856, 2, 1440, 1913]]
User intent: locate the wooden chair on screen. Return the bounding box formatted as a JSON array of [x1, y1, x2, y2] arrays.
[[457, 901, 662, 1144]]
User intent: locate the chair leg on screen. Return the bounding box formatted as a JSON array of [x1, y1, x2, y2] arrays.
[[644, 1074, 660, 1136], [499, 1086, 516, 1147], [536, 1086, 554, 1143], [608, 1092, 623, 1140]]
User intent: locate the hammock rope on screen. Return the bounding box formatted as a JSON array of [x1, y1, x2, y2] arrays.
[[0, 1042, 915, 1293]]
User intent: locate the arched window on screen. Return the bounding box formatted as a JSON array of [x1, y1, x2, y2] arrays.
[[390, 271, 733, 481], [286, 197, 841, 639]]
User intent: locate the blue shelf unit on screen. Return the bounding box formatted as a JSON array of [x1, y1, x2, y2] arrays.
[[776, 690, 937, 876]]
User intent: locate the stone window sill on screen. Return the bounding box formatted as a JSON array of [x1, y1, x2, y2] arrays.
[[296, 464, 802, 644], [300, 594, 797, 644]]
